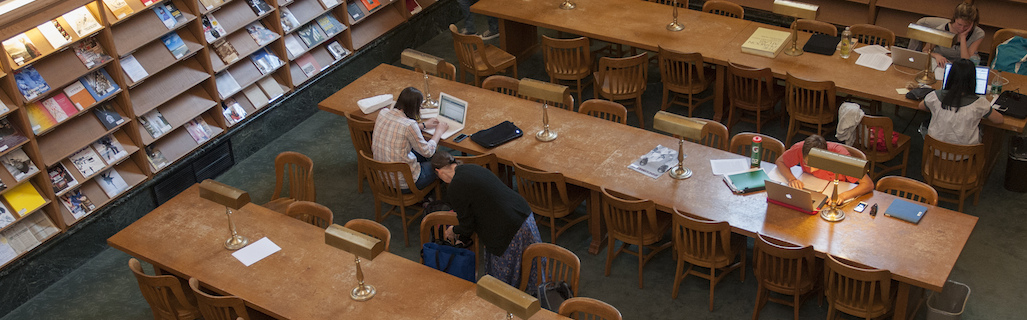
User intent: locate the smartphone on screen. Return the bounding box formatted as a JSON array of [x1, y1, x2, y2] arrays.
[[853, 201, 868, 213], [453, 133, 469, 142]]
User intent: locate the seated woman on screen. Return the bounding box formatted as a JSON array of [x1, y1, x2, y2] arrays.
[[918, 59, 1004, 145], [774, 135, 874, 204], [921, 2, 985, 66], [371, 87, 448, 191]]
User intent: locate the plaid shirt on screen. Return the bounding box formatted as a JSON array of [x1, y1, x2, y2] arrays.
[[371, 108, 437, 189]]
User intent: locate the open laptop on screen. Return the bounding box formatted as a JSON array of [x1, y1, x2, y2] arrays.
[[891, 47, 930, 70], [765, 180, 828, 215], [942, 63, 990, 95], [422, 92, 467, 139]]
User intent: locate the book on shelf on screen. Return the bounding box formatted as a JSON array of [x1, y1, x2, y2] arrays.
[[347, 2, 365, 21], [2, 222, 38, 254], [140, 109, 172, 138], [1, 148, 39, 182], [41, 93, 78, 122], [92, 104, 124, 130], [91, 134, 128, 164], [741, 27, 792, 58], [23, 210, 58, 240], [142, 0, 159, 6], [245, 22, 278, 46], [297, 53, 320, 77], [63, 82, 96, 110], [81, 69, 120, 102], [283, 34, 305, 59], [257, 76, 285, 100], [0, 202, 15, 229], [242, 85, 269, 108], [327, 41, 350, 61], [249, 47, 282, 75], [222, 98, 247, 126], [198, 0, 225, 10], [160, 32, 189, 59], [37, 20, 72, 49], [69, 146, 106, 177], [320, 0, 341, 8], [201, 14, 227, 44], [14, 66, 50, 101], [360, 0, 381, 12], [103, 0, 134, 20], [247, 0, 273, 15], [71, 37, 113, 70], [184, 117, 214, 144], [145, 145, 168, 171], [2, 34, 41, 66], [215, 71, 242, 99], [63, 6, 103, 37], [60, 189, 95, 219], [0, 119, 28, 152], [280, 8, 301, 32], [25, 102, 57, 134], [0, 99, 7, 115], [153, 3, 177, 29], [120, 55, 149, 83], [316, 14, 346, 37], [212, 39, 240, 64], [4, 182, 46, 215], [297, 24, 328, 48], [49, 163, 79, 194], [97, 168, 129, 198], [406, 0, 422, 14], [161, 1, 186, 25]]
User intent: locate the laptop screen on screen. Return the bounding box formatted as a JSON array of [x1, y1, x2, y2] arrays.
[[942, 63, 989, 95], [439, 94, 466, 124]]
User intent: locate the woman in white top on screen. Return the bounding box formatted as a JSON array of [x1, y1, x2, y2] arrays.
[[918, 59, 1003, 145]]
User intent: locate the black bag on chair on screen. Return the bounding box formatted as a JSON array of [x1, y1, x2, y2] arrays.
[[536, 281, 574, 311]]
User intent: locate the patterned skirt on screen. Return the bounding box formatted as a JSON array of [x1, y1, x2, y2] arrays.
[[483, 214, 542, 293]]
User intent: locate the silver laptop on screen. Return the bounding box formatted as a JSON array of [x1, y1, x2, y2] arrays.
[[765, 180, 828, 213], [422, 92, 467, 139], [892, 47, 930, 70]]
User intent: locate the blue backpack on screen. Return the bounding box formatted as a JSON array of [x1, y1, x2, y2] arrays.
[[991, 36, 1027, 75]]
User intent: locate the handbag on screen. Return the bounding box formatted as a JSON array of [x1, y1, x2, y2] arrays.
[[905, 87, 934, 101], [421, 242, 476, 282], [470, 121, 523, 148], [534, 274, 574, 311]]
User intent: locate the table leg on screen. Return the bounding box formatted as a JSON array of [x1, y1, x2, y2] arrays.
[[498, 19, 539, 62], [982, 125, 1005, 181], [894, 282, 911, 320], [713, 65, 726, 122], [587, 190, 606, 255]]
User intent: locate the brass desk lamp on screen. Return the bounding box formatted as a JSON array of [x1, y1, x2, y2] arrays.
[[907, 23, 955, 85], [652, 111, 706, 179], [477, 275, 541, 320], [667, 0, 684, 31], [560, 0, 575, 10], [400, 49, 445, 108], [325, 224, 385, 301], [772, 0, 819, 56], [805, 148, 868, 222], [519, 78, 568, 142], [199, 179, 251, 250]]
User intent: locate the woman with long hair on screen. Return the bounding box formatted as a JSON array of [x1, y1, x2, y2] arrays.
[[917, 59, 1003, 145], [923, 2, 985, 66], [371, 87, 449, 190]]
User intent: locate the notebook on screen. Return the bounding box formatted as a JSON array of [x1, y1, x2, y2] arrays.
[[802, 33, 840, 56], [765, 180, 828, 215], [722, 169, 771, 194], [942, 63, 990, 95], [891, 46, 930, 70], [421, 92, 467, 139], [883, 198, 928, 224]]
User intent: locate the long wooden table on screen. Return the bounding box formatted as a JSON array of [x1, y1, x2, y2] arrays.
[[107, 184, 564, 319], [319, 64, 978, 320]]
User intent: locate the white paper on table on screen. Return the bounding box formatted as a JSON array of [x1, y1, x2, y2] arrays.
[[896, 88, 910, 95], [855, 53, 892, 71], [764, 165, 857, 195], [710, 158, 749, 175], [419, 107, 439, 119], [232, 237, 281, 267], [854, 45, 890, 56]]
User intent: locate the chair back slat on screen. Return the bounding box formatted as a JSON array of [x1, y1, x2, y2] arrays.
[[876, 176, 939, 206], [579, 99, 628, 124], [703, 0, 744, 19], [672, 211, 732, 266], [542, 36, 592, 80], [520, 243, 581, 295], [850, 24, 895, 47], [922, 135, 985, 188], [597, 54, 648, 97], [753, 234, 816, 294], [727, 63, 773, 110], [825, 254, 892, 318], [514, 163, 571, 217], [286, 201, 333, 229], [600, 188, 659, 245], [272, 151, 315, 202], [482, 75, 522, 97]]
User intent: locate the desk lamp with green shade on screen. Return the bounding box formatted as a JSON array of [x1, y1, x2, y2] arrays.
[[477, 275, 540, 319], [519, 78, 569, 142], [805, 148, 868, 222], [653, 111, 706, 179], [772, 0, 820, 56], [325, 224, 384, 301], [198, 179, 251, 250], [400, 49, 444, 108], [907, 23, 955, 85]]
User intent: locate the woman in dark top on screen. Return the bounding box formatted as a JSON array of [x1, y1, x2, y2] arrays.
[[431, 152, 541, 289]]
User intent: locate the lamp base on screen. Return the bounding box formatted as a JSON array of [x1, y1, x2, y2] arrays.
[[421, 99, 439, 109], [667, 22, 684, 31], [224, 235, 249, 250], [668, 166, 692, 179], [820, 208, 846, 222], [915, 69, 936, 85], [559, 1, 575, 9], [784, 46, 803, 56], [536, 130, 557, 142], [351, 284, 377, 301]]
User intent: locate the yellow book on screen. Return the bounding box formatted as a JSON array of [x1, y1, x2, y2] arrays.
[[741, 27, 792, 58], [4, 183, 46, 216]]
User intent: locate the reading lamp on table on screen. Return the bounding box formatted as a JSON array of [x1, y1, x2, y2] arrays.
[[772, 0, 819, 56], [652, 111, 705, 179], [400, 49, 444, 108], [518, 78, 569, 142], [666, 0, 684, 31], [906, 23, 955, 85], [325, 224, 384, 301], [559, 0, 575, 10], [477, 275, 540, 320], [805, 148, 868, 222], [198, 179, 251, 250]]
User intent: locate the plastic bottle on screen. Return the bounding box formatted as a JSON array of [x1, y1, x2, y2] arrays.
[[750, 136, 762, 168], [840, 27, 852, 59]]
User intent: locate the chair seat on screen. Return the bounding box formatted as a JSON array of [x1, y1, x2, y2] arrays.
[[263, 198, 295, 214], [611, 212, 671, 246], [530, 184, 589, 219], [687, 233, 744, 269], [473, 45, 517, 73], [666, 73, 713, 94]]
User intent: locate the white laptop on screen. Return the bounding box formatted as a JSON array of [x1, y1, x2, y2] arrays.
[[765, 180, 828, 214], [891, 46, 930, 70], [422, 92, 467, 139], [942, 63, 990, 95]]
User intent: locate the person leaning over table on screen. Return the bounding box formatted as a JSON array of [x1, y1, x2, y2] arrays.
[[371, 87, 448, 191], [774, 135, 874, 204], [917, 59, 1004, 145], [432, 152, 542, 292], [921, 2, 985, 66]]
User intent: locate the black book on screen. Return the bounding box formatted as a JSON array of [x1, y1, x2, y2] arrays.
[[347, 1, 365, 21], [802, 33, 841, 56], [92, 104, 124, 130]]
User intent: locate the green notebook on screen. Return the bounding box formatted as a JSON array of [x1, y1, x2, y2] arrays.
[[722, 169, 771, 194]]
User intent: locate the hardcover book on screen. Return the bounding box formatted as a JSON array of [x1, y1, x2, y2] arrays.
[[69, 146, 105, 177], [3, 182, 45, 215], [247, 0, 273, 15], [0, 148, 39, 182], [360, 0, 381, 12], [97, 168, 128, 198], [0, 119, 28, 152], [25, 102, 57, 134], [37, 21, 71, 49], [212, 39, 239, 64], [280, 8, 301, 32], [326, 41, 349, 60], [184, 117, 214, 143], [283, 34, 305, 59], [120, 55, 149, 82], [297, 24, 328, 48], [215, 71, 242, 99], [48, 163, 79, 194], [92, 104, 124, 130], [140, 110, 172, 138], [91, 134, 128, 164], [14, 66, 50, 101], [347, 2, 365, 21], [201, 15, 228, 44], [145, 145, 168, 170], [2, 34, 41, 66], [71, 37, 113, 69], [160, 32, 189, 59], [297, 53, 320, 77], [741, 27, 792, 58], [242, 85, 269, 109], [316, 14, 346, 36], [63, 6, 102, 37], [103, 0, 134, 20], [249, 47, 282, 75], [257, 76, 285, 100], [153, 3, 177, 29], [80, 69, 119, 101], [63, 82, 96, 110], [60, 189, 95, 219], [222, 98, 247, 126], [245, 22, 278, 45], [41, 93, 78, 122]]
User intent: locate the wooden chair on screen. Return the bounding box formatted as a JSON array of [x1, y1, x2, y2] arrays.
[[521, 80, 576, 111], [752, 234, 820, 320], [594, 53, 649, 127], [600, 187, 671, 289], [792, 19, 837, 37], [358, 150, 438, 246], [824, 254, 895, 320], [542, 35, 593, 103], [876, 176, 939, 206], [415, 61, 457, 82], [264, 151, 315, 213], [188, 278, 251, 320], [482, 75, 521, 97], [449, 24, 517, 86], [670, 208, 745, 311], [702, 0, 744, 19], [686, 118, 729, 151], [921, 134, 986, 212], [128, 258, 200, 320], [850, 24, 895, 47], [419, 211, 479, 270], [455, 153, 511, 187], [658, 46, 714, 117], [558, 297, 623, 320], [840, 144, 867, 160], [784, 72, 838, 145], [513, 162, 589, 243], [578, 99, 628, 125], [518, 243, 581, 296], [344, 218, 392, 252], [729, 132, 786, 164], [989, 29, 1027, 66], [345, 113, 374, 194], [852, 115, 911, 179], [726, 62, 783, 134], [285, 201, 333, 228]]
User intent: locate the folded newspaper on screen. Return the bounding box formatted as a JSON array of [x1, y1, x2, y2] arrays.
[[628, 145, 680, 179]]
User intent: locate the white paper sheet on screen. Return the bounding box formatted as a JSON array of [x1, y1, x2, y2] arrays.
[[232, 237, 281, 267], [854, 44, 890, 56], [764, 165, 856, 195], [855, 53, 892, 71], [710, 158, 750, 175]]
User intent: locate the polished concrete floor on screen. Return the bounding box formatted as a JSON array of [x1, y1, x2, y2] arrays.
[[4, 19, 1026, 320]]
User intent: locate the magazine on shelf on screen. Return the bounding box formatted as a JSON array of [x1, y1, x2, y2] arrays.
[[283, 34, 305, 59], [316, 14, 346, 36], [1, 148, 39, 182], [140, 110, 172, 138], [25, 102, 57, 134], [280, 8, 301, 32], [2, 223, 38, 254], [161, 1, 186, 25], [91, 134, 128, 164], [142, 0, 158, 6], [145, 146, 168, 170], [103, 0, 134, 20], [92, 104, 124, 130], [14, 66, 50, 101], [97, 168, 128, 198], [0, 203, 15, 229], [80, 69, 119, 101], [48, 163, 79, 194], [249, 47, 282, 75], [297, 53, 320, 77], [72, 37, 113, 69], [247, 0, 273, 15], [257, 77, 285, 101], [69, 146, 105, 177], [222, 98, 247, 126], [153, 3, 177, 29], [297, 24, 328, 48], [627, 144, 680, 179], [63, 81, 96, 110], [120, 55, 149, 82], [320, 0, 341, 7], [245, 22, 277, 45], [60, 189, 95, 219], [160, 32, 189, 59], [327, 41, 349, 60], [360, 0, 381, 12], [406, 0, 422, 14], [0, 119, 28, 152], [198, 0, 225, 10], [37, 21, 71, 49], [215, 71, 242, 99], [242, 85, 269, 108], [347, 2, 365, 21], [4, 182, 46, 215], [2, 34, 41, 66], [201, 14, 227, 44], [41, 93, 78, 122], [0, 99, 7, 115], [184, 117, 214, 143], [212, 39, 239, 64], [63, 6, 102, 37]]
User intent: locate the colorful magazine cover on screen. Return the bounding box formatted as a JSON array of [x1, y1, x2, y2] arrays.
[[14, 66, 50, 101], [49, 163, 79, 194], [60, 189, 95, 219], [80, 69, 119, 101]]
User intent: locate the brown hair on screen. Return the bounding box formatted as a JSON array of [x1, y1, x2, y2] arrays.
[[430, 152, 460, 170], [802, 135, 827, 157], [952, 2, 979, 27], [395, 87, 423, 120]]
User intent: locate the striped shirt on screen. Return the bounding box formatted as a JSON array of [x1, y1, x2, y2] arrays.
[[371, 108, 436, 189]]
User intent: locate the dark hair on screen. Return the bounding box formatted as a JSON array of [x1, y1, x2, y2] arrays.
[[430, 152, 460, 170], [802, 134, 827, 157], [952, 2, 979, 28], [395, 87, 423, 120], [941, 59, 977, 112]]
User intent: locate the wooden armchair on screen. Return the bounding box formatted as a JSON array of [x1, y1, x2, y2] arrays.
[[579, 99, 628, 125], [852, 115, 911, 179], [449, 24, 517, 86], [784, 72, 837, 144], [359, 150, 438, 246], [876, 176, 939, 206], [702, 0, 744, 19], [558, 297, 623, 320], [264, 151, 315, 213], [344, 218, 392, 252], [188, 278, 251, 320], [792, 19, 837, 37], [671, 208, 745, 311], [128, 258, 200, 320], [824, 254, 895, 320], [345, 113, 374, 194], [726, 62, 783, 134], [921, 134, 985, 212], [850, 24, 895, 47], [729, 132, 786, 163], [285, 201, 333, 229], [519, 243, 581, 296], [513, 162, 589, 243], [542, 35, 593, 103], [594, 53, 648, 127], [454, 152, 511, 187], [658, 46, 714, 117], [419, 211, 480, 270], [752, 234, 820, 320], [482, 75, 521, 97], [688, 118, 729, 151], [600, 187, 671, 289]]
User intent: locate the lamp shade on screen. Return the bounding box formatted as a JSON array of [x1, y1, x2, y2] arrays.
[[325, 224, 384, 261], [400, 49, 444, 74], [907, 23, 955, 48], [476, 275, 540, 319], [772, 0, 818, 20], [653, 111, 705, 141], [518, 78, 569, 103], [199, 179, 250, 209], [805, 148, 867, 179]]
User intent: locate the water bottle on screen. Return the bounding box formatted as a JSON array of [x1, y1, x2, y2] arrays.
[[840, 27, 852, 59], [750, 136, 762, 168]]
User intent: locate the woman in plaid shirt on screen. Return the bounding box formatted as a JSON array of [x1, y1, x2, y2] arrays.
[[371, 87, 449, 191]]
